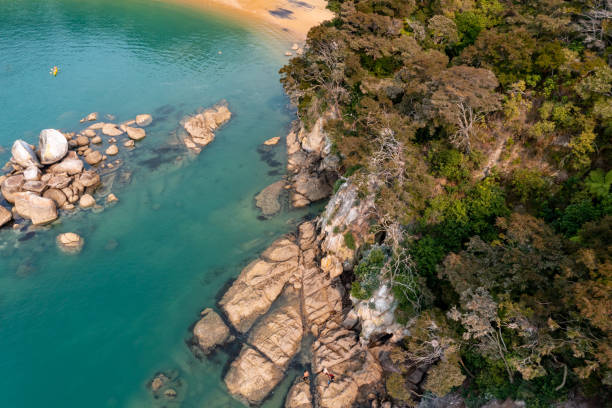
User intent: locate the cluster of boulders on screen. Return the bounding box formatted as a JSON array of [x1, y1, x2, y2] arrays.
[[286, 116, 338, 208], [180, 102, 231, 154], [0, 112, 151, 230]]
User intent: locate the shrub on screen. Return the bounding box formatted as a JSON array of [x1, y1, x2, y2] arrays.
[[510, 168, 549, 206], [351, 247, 386, 299], [344, 231, 356, 250], [429, 148, 470, 183]]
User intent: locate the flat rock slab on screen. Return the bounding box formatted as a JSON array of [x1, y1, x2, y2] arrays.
[[224, 345, 284, 406], [219, 238, 299, 333]]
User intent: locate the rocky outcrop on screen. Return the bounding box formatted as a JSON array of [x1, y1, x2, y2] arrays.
[[254, 180, 285, 216], [181, 103, 232, 153], [13, 192, 58, 225], [135, 114, 152, 127], [39, 129, 68, 164], [192, 308, 231, 354], [49, 152, 84, 175], [285, 117, 338, 208], [353, 283, 409, 342], [219, 237, 299, 332]]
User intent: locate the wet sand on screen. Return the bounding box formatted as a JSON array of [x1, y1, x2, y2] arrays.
[[160, 0, 334, 40]]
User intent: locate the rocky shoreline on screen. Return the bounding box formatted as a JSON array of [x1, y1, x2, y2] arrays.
[[178, 117, 398, 408]]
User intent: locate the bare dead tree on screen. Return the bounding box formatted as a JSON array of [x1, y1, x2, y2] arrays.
[[574, 0, 612, 50], [302, 39, 348, 117], [449, 100, 484, 154]]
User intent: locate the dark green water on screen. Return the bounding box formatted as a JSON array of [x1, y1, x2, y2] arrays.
[[0, 1, 308, 406]]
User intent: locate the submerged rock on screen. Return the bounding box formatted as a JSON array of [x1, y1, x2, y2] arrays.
[[56, 232, 84, 254], [39, 129, 68, 164], [192, 308, 231, 354], [13, 192, 58, 225], [135, 114, 152, 127], [11, 140, 40, 168], [254, 180, 285, 217]]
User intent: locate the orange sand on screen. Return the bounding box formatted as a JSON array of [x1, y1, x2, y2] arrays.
[[160, 0, 333, 40]]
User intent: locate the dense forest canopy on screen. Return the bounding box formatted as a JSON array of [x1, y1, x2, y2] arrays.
[[281, 0, 611, 406]]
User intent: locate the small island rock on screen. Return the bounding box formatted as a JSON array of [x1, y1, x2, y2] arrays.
[[105, 144, 118, 156], [126, 127, 146, 141], [56, 232, 84, 254]]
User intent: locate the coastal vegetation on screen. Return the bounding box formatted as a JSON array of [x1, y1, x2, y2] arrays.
[[281, 0, 611, 406]]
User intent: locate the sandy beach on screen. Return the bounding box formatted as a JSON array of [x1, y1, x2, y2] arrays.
[[161, 0, 334, 40]]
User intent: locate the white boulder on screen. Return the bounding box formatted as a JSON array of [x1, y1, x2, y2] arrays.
[[11, 140, 40, 168], [39, 129, 68, 164]]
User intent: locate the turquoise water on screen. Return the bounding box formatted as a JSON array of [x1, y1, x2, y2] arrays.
[[0, 1, 308, 406]]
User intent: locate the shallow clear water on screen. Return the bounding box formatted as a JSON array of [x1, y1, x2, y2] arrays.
[[0, 1, 309, 406]]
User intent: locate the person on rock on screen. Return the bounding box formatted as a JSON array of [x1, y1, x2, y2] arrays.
[[302, 370, 310, 383], [322, 367, 335, 385]]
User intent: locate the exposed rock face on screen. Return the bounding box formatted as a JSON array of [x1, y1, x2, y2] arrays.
[[192, 308, 231, 354], [224, 345, 284, 405], [0, 206, 12, 227], [135, 114, 152, 127], [320, 181, 375, 266], [285, 117, 338, 208], [56, 232, 84, 254], [182, 103, 232, 151], [11, 140, 40, 168], [285, 380, 313, 408], [219, 237, 299, 332], [13, 192, 58, 225], [353, 283, 409, 342], [312, 321, 383, 408], [254, 180, 285, 216], [38, 129, 68, 164]]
